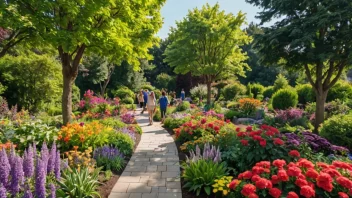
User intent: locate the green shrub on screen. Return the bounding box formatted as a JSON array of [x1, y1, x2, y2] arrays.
[[273, 74, 289, 92], [94, 147, 125, 172], [190, 84, 207, 99], [140, 84, 155, 91], [222, 83, 246, 101], [224, 110, 242, 120], [272, 89, 298, 110], [263, 86, 275, 98], [113, 86, 134, 98], [121, 97, 134, 104], [131, 124, 142, 134], [320, 114, 352, 150], [226, 101, 238, 109], [47, 105, 62, 116], [153, 108, 162, 121], [295, 84, 315, 105], [176, 101, 190, 112], [154, 89, 162, 99], [164, 117, 189, 129], [99, 118, 127, 129], [327, 81, 352, 102], [108, 132, 135, 156], [250, 83, 265, 99], [182, 160, 228, 196]]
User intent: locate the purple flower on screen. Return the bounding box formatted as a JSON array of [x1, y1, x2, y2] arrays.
[[47, 143, 56, 174], [35, 159, 46, 198], [23, 146, 34, 178], [121, 127, 136, 141], [121, 113, 135, 124], [0, 184, 6, 198], [40, 142, 49, 175], [93, 146, 124, 161], [23, 184, 33, 198], [9, 156, 24, 196], [276, 108, 304, 122], [49, 183, 56, 198], [54, 151, 61, 179], [0, 148, 10, 187], [187, 143, 221, 163]]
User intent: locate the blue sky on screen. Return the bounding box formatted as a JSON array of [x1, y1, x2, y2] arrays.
[[157, 0, 262, 39]]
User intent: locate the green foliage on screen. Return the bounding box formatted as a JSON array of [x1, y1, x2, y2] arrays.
[[327, 81, 352, 102], [263, 86, 275, 98], [131, 124, 142, 135], [249, 83, 265, 99], [190, 84, 208, 99], [154, 89, 162, 100], [0, 54, 62, 112], [273, 74, 289, 92], [155, 73, 176, 90], [113, 87, 134, 99], [295, 84, 315, 105], [121, 97, 134, 105], [108, 132, 134, 156], [95, 153, 125, 172], [176, 101, 191, 112], [222, 83, 246, 101], [163, 117, 189, 130], [272, 89, 298, 110], [320, 114, 352, 150], [57, 167, 101, 198], [224, 110, 242, 120], [182, 160, 228, 196], [153, 108, 162, 121], [140, 84, 155, 91], [305, 100, 351, 119], [99, 118, 126, 129]]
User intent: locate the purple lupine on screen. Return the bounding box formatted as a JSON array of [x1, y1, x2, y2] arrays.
[[23, 184, 33, 198], [47, 143, 56, 173], [32, 142, 37, 159], [40, 142, 49, 175], [93, 146, 124, 161], [50, 183, 56, 198], [8, 145, 16, 166], [54, 151, 61, 179], [23, 146, 34, 178], [35, 159, 46, 198], [0, 148, 10, 187], [0, 184, 6, 198], [121, 127, 136, 141], [9, 156, 24, 196]]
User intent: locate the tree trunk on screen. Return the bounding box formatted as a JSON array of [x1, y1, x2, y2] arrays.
[[314, 91, 327, 133], [62, 66, 75, 125], [206, 81, 212, 106]]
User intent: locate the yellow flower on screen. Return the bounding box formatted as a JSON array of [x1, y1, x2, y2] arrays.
[[213, 189, 218, 193], [223, 190, 228, 195]]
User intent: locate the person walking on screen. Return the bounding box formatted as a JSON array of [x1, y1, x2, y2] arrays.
[[159, 91, 169, 124], [141, 89, 148, 114], [146, 91, 156, 125], [137, 90, 144, 108], [180, 89, 185, 101]]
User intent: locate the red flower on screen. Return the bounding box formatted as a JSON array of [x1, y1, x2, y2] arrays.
[[287, 192, 299, 198], [306, 169, 319, 179], [336, 176, 352, 189], [246, 126, 253, 131], [207, 123, 214, 128], [323, 168, 342, 178], [271, 175, 280, 184], [237, 132, 246, 138], [228, 179, 241, 190], [252, 166, 265, 175], [295, 178, 309, 188], [251, 174, 261, 182], [214, 126, 220, 131], [297, 158, 314, 169], [241, 184, 256, 197], [201, 118, 207, 124], [278, 169, 289, 181], [300, 185, 315, 198], [273, 159, 286, 169], [269, 188, 281, 198], [226, 119, 231, 123], [287, 166, 302, 177], [255, 178, 272, 189], [317, 173, 333, 192], [239, 171, 253, 180], [236, 127, 241, 132], [256, 161, 271, 168], [259, 139, 267, 147], [289, 150, 300, 157], [248, 193, 259, 198], [273, 138, 284, 145], [339, 192, 349, 198], [240, 139, 249, 146]]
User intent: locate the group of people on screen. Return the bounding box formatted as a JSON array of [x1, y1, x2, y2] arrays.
[[136, 89, 186, 125]]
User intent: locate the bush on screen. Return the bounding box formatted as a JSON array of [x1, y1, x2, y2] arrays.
[[154, 89, 161, 99], [249, 83, 265, 99], [327, 80, 352, 102], [113, 86, 134, 99], [47, 105, 62, 116], [273, 73, 289, 92], [190, 84, 207, 99], [140, 84, 155, 91], [121, 97, 134, 104], [99, 118, 126, 129], [176, 101, 190, 112], [153, 108, 162, 121], [271, 89, 298, 110], [320, 114, 352, 150], [155, 73, 176, 90], [238, 98, 261, 116], [295, 84, 315, 105], [224, 110, 242, 120], [263, 86, 275, 98], [130, 124, 142, 134], [108, 132, 135, 156], [164, 117, 189, 129], [222, 83, 246, 101], [93, 146, 125, 171]]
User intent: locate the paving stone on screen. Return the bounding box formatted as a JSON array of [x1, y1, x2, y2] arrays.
[[142, 193, 158, 198], [157, 166, 166, 171], [127, 183, 152, 193], [108, 192, 130, 198], [166, 178, 180, 182], [112, 183, 130, 193], [161, 172, 180, 178], [147, 179, 166, 187], [158, 187, 167, 192], [166, 166, 179, 172], [118, 176, 141, 183], [166, 189, 182, 193], [157, 192, 182, 198], [121, 172, 132, 176], [147, 165, 158, 172], [166, 182, 181, 189], [129, 193, 142, 198], [125, 166, 147, 172]]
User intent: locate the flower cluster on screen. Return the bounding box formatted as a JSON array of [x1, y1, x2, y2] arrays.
[[212, 176, 233, 195], [204, 110, 224, 120], [236, 125, 282, 148], [284, 132, 349, 154], [79, 90, 109, 110], [186, 143, 221, 163], [0, 143, 60, 197], [120, 113, 135, 124], [228, 158, 352, 198], [238, 98, 262, 115], [120, 127, 136, 141], [275, 108, 304, 123], [0, 141, 15, 150], [170, 112, 191, 119], [93, 145, 124, 161], [65, 146, 95, 170]]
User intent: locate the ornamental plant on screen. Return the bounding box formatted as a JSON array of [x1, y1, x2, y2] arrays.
[[186, 143, 222, 163], [238, 98, 262, 116], [224, 158, 352, 198], [93, 146, 125, 171], [64, 146, 95, 170], [120, 113, 135, 124]]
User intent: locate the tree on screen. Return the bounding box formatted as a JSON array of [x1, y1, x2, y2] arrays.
[[164, 3, 251, 105], [6, 0, 165, 124], [246, 0, 352, 132]]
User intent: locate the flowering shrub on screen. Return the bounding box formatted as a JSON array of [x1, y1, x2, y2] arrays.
[[0, 143, 60, 197], [224, 158, 352, 198], [65, 146, 95, 170], [180, 135, 215, 152], [120, 127, 136, 141], [93, 146, 125, 171], [275, 108, 304, 123], [238, 98, 262, 116], [120, 113, 135, 124], [186, 143, 221, 163], [204, 110, 224, 120]]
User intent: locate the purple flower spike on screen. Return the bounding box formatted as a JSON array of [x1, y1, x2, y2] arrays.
[[0, 148, 10, 187], [50, 183, 56, 198], [47, 143, 56, 174], [40, 142, 49, 175], [9, 156, 24, 196], [54, 151, 61, 179], [23, 184, 33, 198], [35, 159, 46, 198], [23, 146, 34, 178], [0, 184, 6, 198]]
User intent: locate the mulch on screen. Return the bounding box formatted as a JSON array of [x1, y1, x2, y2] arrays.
[[97, 131, 142, 198]]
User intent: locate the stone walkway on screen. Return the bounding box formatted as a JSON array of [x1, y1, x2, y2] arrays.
[[109, 110, 182, 198]]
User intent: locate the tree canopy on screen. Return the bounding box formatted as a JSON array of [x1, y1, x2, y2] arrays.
[[164, 3, 251, 104]]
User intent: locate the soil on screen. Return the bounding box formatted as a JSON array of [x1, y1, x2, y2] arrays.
[[97, 131, 142, 198]]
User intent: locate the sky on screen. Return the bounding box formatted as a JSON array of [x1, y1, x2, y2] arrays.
[[157, 0, 263, 39]]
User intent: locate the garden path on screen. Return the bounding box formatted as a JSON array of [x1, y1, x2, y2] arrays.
[[109, 110, 182, 198]]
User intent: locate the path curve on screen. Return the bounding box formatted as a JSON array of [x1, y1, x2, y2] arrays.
[[109, 110, 182, 198]]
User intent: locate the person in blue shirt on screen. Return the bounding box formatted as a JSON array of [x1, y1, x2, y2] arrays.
[[141, 89, 149, 114], [180, 89, 185, 101], [159, 91, 169, 123]]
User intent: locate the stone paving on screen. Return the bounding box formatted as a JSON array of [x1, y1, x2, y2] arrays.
[[109, 110, 182, 198]]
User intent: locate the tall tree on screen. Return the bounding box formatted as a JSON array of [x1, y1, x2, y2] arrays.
[[164, 3, 251, 105], [5, 0, 165, 124], [246, 0, 352, 132]]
